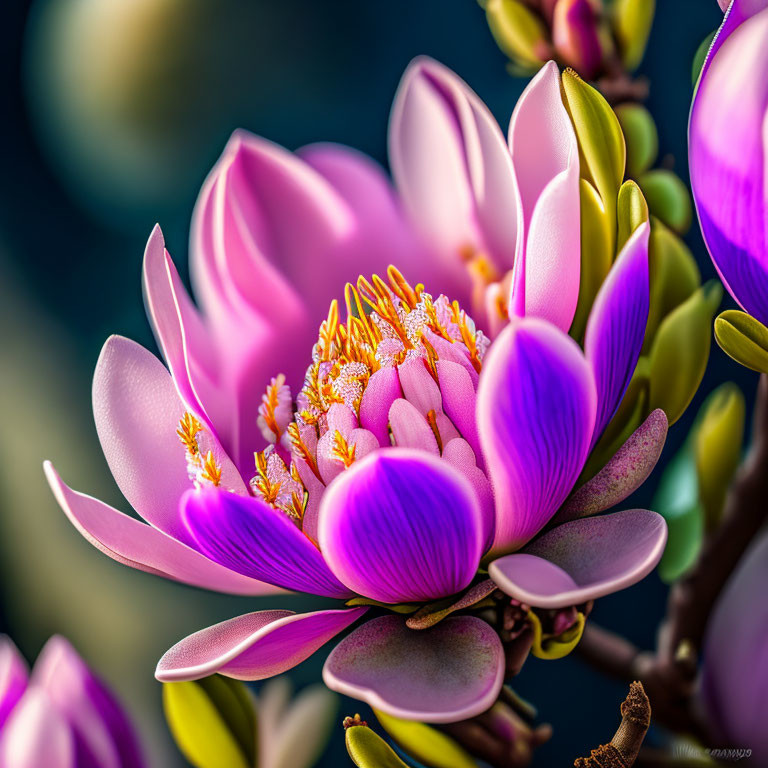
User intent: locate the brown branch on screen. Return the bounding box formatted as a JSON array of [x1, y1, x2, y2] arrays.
[[574, 682, 651, 768], [578, 376, 768, 743]]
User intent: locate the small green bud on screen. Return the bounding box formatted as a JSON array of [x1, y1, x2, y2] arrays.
[[615, 103, 659, 178], [612, 0, 655, 71], [638, 169, 693, 235], [714, 309, 768, 374], [345, 722, 411, 768], [483, 0, 551, 69], [616, 179, 649, 253]]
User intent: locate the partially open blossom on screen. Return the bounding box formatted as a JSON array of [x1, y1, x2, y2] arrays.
[[700, 529, 768, 762], [552, 0, 604, 79], [0, 636, 144, 768], [689, 0, 768, 324]]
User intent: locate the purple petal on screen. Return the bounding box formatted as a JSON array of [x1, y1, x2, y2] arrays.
[[45, 463, 278, 596], [701, 529, 768, 760], [556, 409, 668, 523], [690, 3, 768, 324], [0, 637, 28, 730], [156, 608, 366, 682], [489, 509, 667, 608], [585, 222, 650, 446], [323, 615, 504, 723], [477, 318, 597, 553], [32, 637, 144, 768], [318, 449, 484, 603], [182, 488, 353, 598], [389, 57, 519, 290], [0, 688, 74, 768]]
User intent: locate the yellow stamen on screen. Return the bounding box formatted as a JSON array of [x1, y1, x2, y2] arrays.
[[426, 409, 443, 453], [287, 422, 323, 482], [331, 430, 357, 468], [260, 374, 286, 437], [177, 412, 203, 457], [200, 450, 222, 487]]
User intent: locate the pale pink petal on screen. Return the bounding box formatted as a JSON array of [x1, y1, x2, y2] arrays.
[[45, 463, 278, 596], [155, 608, 367, 682], [359, 368, 402, 446], [437, 360, 482, 467], [388, 399, 439, 454]]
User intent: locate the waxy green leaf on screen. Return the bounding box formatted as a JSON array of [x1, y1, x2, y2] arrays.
[[638, 169, 692, 235], [714, 310, 768, 374], [616, 180, 649, 253], [374, 710, 477, 768]]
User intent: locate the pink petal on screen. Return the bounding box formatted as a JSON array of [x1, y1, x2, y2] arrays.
[[489, 509, 667, 608], [477, 318, 597, 554], [323, 615, 504, 723], [0, 689, 74, 768], [388, 398, 439, 454], [45, 463, 277, 596], [156, 608, 366, 682], [318, 449, 484, 603], [437, 360, 482, 466], [0, 638, 28, 730]]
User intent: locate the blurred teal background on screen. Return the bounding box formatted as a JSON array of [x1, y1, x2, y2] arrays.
[[0, 1, 739, 765]]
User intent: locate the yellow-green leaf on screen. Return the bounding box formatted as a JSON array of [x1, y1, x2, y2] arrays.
[[695, 383, 745, 531], [346, 725, 411, 768], [615, 103, 658, 178], [529, 611, 586, 660], [638, 169, 692, 235], [570, 178, 612, 341], [644, 218, 700, 349], [163, 680, 251, 768], [483, 0, 550, 68], [616, 180, 649, 253], [374, 710, 476, 768], [648, 282, 722, 425], [714, 310, 768, 374], [561, 69, 625, 251], [612, 0, 655, 71]]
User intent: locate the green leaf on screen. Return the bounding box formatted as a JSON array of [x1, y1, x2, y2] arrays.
[[612, 0, 655, 71], [570, 178, 613, 340], [346, 725, 412, 768], [163, 679, 254, 768], [616, 180, 649, 253], [638, 169, 692, 235], [692, 31, 717, 87], [483, 0, 550, 68], [561, 69, 626, 251], [648, 282, 722, 425], [644, 218, 701, 350], [615, 103, 658, 178], [695, 383, 745, 531], [374, 710, 477, 768], [714, 309, 768, 374]]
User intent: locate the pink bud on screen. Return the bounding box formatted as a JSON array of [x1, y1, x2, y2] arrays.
[[552, 0, 604, 79]]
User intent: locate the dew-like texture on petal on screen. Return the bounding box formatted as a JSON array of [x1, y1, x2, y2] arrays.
[[585, 223, 650, 445], [690, 4, 768, 324], [701, 529, 768, 761], [489, 509, 667, 608], [156, 608, 366, 682], [0, 688, 74, 768], [45, 463, 276, 596], [0, 637, 28, 730], [318, 450, 484, 604], [182, 489, 353, 598], [323, 615, 504, 723], [557, 409, 668, 522], [508, 61, 580, 331], [389, 57, 519, 292], [477, 318, 597, 553], [32, 637, 144, 768]]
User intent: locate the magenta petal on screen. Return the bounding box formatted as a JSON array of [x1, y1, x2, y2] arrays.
[[182, 489, 353, 598], [690, 3, 768, 323], [477, 318, 597, 553], [156, 608, 366, 682], [0, 689, 74, 768], [489, 509, 667, 608], [32, 637, 144, 768], [45, 463, 277, 596], [585, 223, 650, 445], [556, 409, 668, 523], [437, 360, 482, 465], [700, 529, 768, 760], [318, 450, 484, 603], [0, 638, 28, 730], [323, 615, 504, 723]]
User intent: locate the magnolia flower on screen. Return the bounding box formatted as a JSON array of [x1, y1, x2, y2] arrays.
[[0, 636, 144, 768], [689, 0, 768, 324], [700, 528, 768, 762]]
